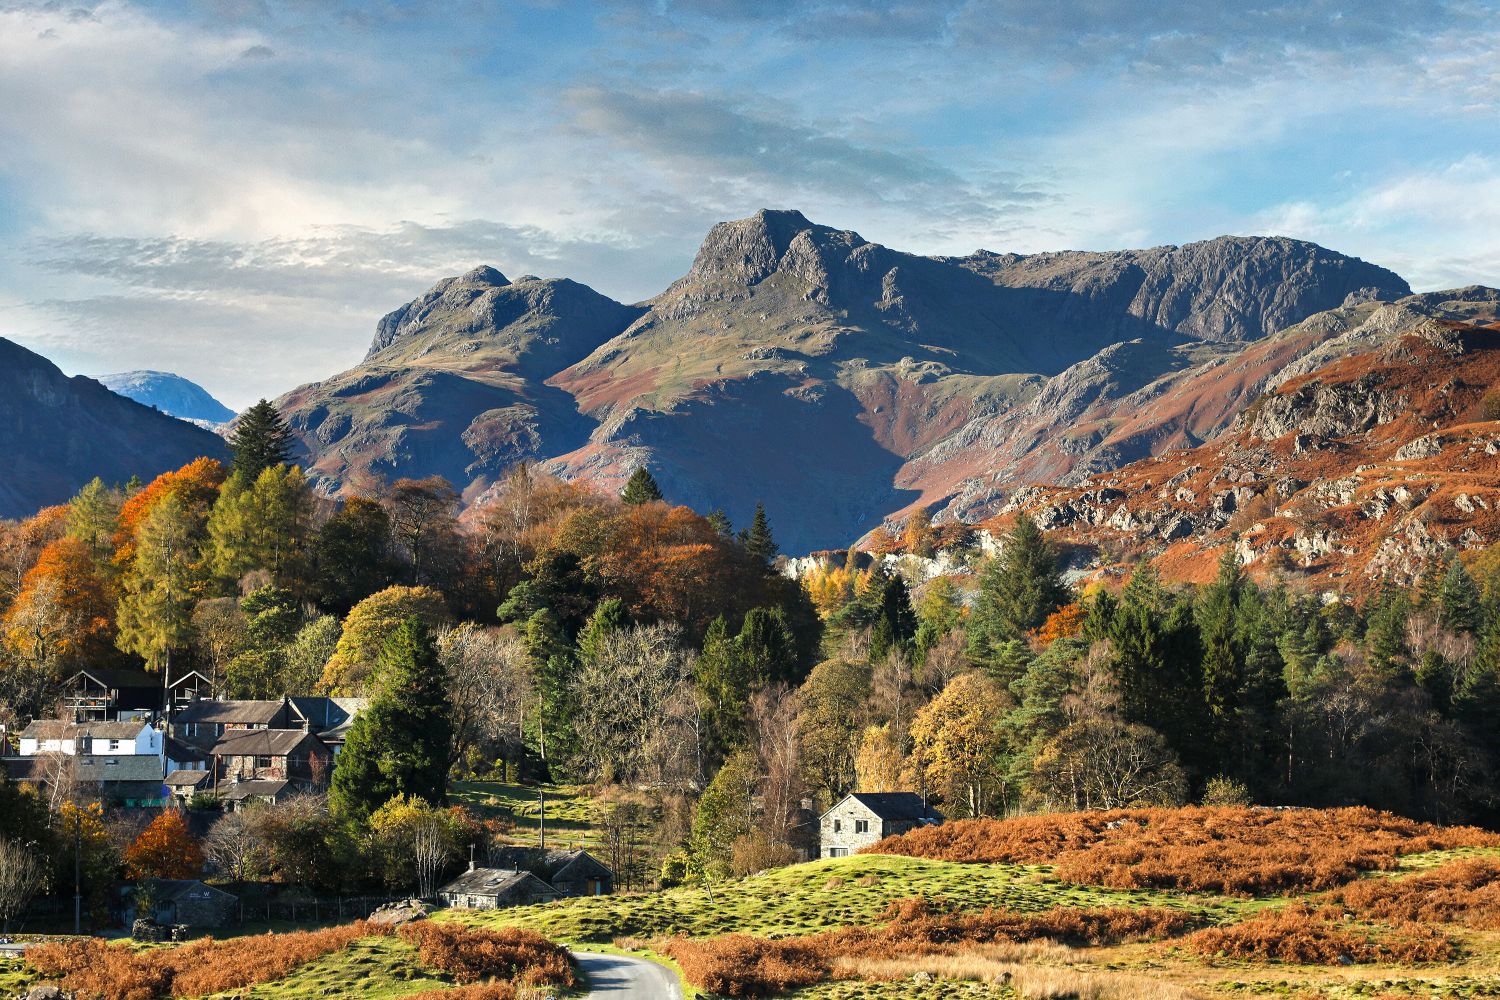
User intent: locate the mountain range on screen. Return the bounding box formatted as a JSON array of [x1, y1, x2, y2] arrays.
[[275, 209, 1411, 552], [0, 339, 230, 519], [98, 370, 237, 426]]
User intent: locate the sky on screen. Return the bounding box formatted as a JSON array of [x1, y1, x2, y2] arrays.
[[1, 1, 1498, 410]]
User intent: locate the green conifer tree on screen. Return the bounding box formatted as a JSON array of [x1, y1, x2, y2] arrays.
[[620, 467, 664, 505], [577, 599, 629, 662], [329, 619, 452, 822], [1439, 558, 1483, 634], [228, 400, 295, 480], [740, 503, 778, 563], [968, 513, 1068, 664]]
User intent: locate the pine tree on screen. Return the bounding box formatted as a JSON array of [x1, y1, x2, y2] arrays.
[[524, 609, 577, 768], [968, 513, 1068, 664], [228, 400, 294, 480], [329, 619, 452, 822], [620, 467, 664, 505], [736, 606, 798, 686], [577, 599, 629, 662], [116, 494, 205, 673], [740, 503, 778, 563], [1198, 547, 1245, 756], [65, 477, 121, 562], [693, 615, 754, 753], [1440, 558, 1483, 634], [706, 509, 733, 536]]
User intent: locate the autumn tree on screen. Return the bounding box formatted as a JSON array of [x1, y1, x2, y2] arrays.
[[207, 464, 316, 593], [909, 672, 1012, 817], [228, 399, 295, 480], [797, 658, 870, 804], [620, 467, 664, 505], [321, 585, 449, 693], [690, 748, 758, 877], [65, 477, 122, 563], [315, 497, 396, 615], [330, 620, 453, 823], [854, 724, 908, 793], [902, 507, 936, 558], [116, 493, 209, 673], [123, 810, 204, 880], [439, 623, 531, 773], [3, 537, 114, 671]]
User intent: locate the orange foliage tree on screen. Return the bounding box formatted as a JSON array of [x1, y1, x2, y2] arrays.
[[2, 536, 117, 668], [1034, 602, 1087, 645], [124, 810, 204, 880], [114, 457, 226, 563]]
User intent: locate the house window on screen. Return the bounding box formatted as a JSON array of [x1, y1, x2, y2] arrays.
[[833, 820, 841, 833], [255, 756, 273, 770], [855, 820, 869, 834], [828, 848, 849, 858]]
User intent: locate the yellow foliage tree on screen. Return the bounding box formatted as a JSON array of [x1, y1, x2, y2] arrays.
[[908, 672, 1012, 818]]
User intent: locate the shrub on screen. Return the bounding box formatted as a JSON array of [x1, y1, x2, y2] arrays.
[[1187, 904, 1455, 965], [1331, 857, 1500, 928], [400, 922, 574, 988], [730, 831, 801, 877], [1201, 776, 1251, 808], [865, 806, 1499, 896], [401, 985, 519, 1000], [28, 921, 392, 999], [663, 898, 1197, 996]]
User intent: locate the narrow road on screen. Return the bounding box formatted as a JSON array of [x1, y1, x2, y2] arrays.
[[573, 951, 683, 999]]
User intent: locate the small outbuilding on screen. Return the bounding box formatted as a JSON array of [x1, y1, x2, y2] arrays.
[[437, 866, 562, 910], [147, 879, 238, 928], [819, 792, 944, 858]]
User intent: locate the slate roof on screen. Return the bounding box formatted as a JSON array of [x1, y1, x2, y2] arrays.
[[487, 847, 613, 882], [21, 719, 151, 741], [211, 728, 322, 757], [68, 666, 158, 690], [150, 879, 236, 902], [287, 697, 367, 741], [74, 755, 165, 783], [165, 737, 208, 764], [221, 779, 290, 801], [164, 769, 211, 788], [438, 867, 559, 899], [175, 699, 288, 726], [843, 792, 945, 823]]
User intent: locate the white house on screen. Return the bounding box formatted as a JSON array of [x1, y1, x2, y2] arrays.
[[17, 719, 163, 757]]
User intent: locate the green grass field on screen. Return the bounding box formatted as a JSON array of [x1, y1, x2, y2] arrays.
[[449, 780, 602, 850]]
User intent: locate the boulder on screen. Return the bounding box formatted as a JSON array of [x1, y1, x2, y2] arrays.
[[368, 898, 432, 926]]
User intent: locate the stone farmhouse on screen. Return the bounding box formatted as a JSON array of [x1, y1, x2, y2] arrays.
[[818, 792, 944, 858]]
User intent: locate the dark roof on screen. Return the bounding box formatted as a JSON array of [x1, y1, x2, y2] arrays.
[[4, 755, 166, 787], [21, 719, 151, 740], [287, 697, 367, 741], [487, 847, 613, 882], [438, 867, 559, 899], [175, 699, 288, 726], [211, 729, 324, 757], [843, 793, 945, 822], [149, 879, 236, 902], [68, 667, 157, 690], [164, 770, 211, 788], [165, 737, 208, 763], [221, 779, 290, 801]]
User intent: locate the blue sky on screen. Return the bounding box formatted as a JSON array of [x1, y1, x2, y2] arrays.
[[1, 0, 1497, 409]]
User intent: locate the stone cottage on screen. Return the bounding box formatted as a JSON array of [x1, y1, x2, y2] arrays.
[[819, 792, 944, 858], [436, 866, 562, 910], [486, 847, 615, 897]]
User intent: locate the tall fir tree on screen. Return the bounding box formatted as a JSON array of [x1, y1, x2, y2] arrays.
[[740, 503, 778, 564], [736, 606, 799, 686], [1197, 547, 1245, 758], [524, 608, 577, 769], [1440, 558, 1483, 634], [968, 513, 1068, 665], [693, 615, 754, 754], [329, 619, 452, 822], [620, 467, 665, 505], [577, 598, 629, 662], [706, 509, 733, 536], [228, 400, 294, 480]]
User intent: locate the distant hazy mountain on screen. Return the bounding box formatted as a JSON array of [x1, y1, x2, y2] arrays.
[[0, 341, 231, 519], [99, 370, 236, 425], [276, 209, 1410, 552]]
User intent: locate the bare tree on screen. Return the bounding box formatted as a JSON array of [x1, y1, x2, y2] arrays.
[[36, 751, 80, 813], [204, 810, 267, 882], [412, 816, 452, 899], [572, 623, 694, 785], [749, 684, 804, 840], [438, 624, 531, 771], [0, 837, 47, 931]]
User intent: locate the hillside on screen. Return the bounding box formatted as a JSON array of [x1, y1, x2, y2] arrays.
[[278, 210, 1407, 550], [994, 288, 1500, 588], [98, 369, 237, 425], [0, 338, 231, 519]]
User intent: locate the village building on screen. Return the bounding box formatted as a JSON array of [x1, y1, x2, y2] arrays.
[[164, 769, 212, 805], [145, 880, 238, 929], [3, 754, 168, 808], [62, 667, 163, 722], [287, 696, 368, 755], [436, 866, 562, 910], [818, 792, 944, 858], [486, 847, 615, 897], [16, 719, 162, 757], [221, 778, 294, 811], [209, 728, 332, 787], [172, 699, 297, 747]]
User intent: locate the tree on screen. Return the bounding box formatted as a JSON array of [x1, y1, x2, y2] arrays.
[[1198, 547, 1245, 761], [1030, 718, 1188, 811], [315, 497, 395, 614], [902, 507, 936, 558], [321, 585, 449, 693], [572, 623, 695, 785], [797, 659, 870, 804], [3, 537, 114, 671], [369, 796, 464, 897], [909, 672, 1011, 817], [123, 810, 204, 880], [620, 467, 664, 505], [968, 513, 1068, 665], [690, 748, 758, 876], [707, 509, 733, 537], [384, 477, 461, 588], [576, 599, 629, 662], [737, 606, 800, 687], [854, 724, 909, 793], [65, 477, 122, 563], [740, 503, 778, 564], [750, 684, 805, 842], [206, 465, 315, 592], [0, 837, 46, 931], [283, 615, 342, 696], [1440, 559, 1483, 634], [116, 493, 208, 673], [524, 608, 577, 768], [203, 811, 267, 882], [439, 623, 531, 772], [228, 400, 295, 480], [329, 620, 453, 823], [693, 616, 754, 754]]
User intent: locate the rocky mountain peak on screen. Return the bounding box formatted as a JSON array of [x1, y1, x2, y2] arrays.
[[682, 208, 842, 287]]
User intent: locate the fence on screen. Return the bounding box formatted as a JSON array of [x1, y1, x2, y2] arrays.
[[236, 894, 412, 926]]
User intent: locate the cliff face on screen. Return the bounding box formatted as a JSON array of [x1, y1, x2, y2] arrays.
[[275, 209, 1413, 552], [993, 291, 1500, 589], [0, 338, 230, 518]]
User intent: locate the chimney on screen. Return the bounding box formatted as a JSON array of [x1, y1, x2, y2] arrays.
[[468, 844, 476, 872]]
